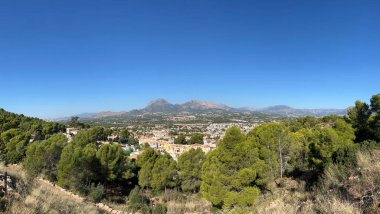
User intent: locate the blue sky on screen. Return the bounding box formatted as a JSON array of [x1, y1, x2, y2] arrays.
[[0, 0, 379, 118]]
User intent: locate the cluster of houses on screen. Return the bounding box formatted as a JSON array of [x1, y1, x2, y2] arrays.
[[63, 128, 139, 153], [130, 122, 261, 160], [63, 126, 220, 161], [153, 142, 215, 160], [137, 137, 216, 160], [206, 122, 258, 139]]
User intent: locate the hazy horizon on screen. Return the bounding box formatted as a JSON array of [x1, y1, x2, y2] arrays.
[[0, 97, 354, 120], [41, 98, 353, 120]]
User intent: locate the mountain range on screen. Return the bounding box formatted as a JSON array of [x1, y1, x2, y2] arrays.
[[142, 99, 233, 113], [54, 99, 347, 121], [259, 105, 347, 117]]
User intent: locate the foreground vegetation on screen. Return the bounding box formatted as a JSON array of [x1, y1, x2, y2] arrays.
[[0, 94, 379, 213], [0, 164, 102, 214]]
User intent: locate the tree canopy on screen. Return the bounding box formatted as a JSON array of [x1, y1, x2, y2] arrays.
[[177, 148, 205, 192], [174, 134, 187, 145], [347, 94, 380, 142], [189, 133, 204, 144], [24, 133, 67, 180], [96, 144, 133, 182], [201, 126, 262, 208]]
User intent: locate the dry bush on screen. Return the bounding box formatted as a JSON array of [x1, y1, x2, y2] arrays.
[[318, 149, 380, 213], [103, 197, 128, 212], [252, 178, 308, 214], [253, 191, 307, 214], [253, 193, 359, 214], [311, 196, 360, 214], [162, 190, 211, 214], [256, 198, 298, 214], [166, 199, 211, 214], [354, 150, 380, 213], [251, 176, 361, 214]]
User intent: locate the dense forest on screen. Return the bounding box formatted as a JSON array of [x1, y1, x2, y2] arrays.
[[0, 94, 380, 213]]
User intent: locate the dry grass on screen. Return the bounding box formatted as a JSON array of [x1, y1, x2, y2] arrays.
[[0, 163, 102, 214], [249, 176, 361, 214], [311, 196, 360, 214], [104, 201, 127, 212], [251, 178, 307, 214], [0, 164, 28, 182], [322, 150, 380, 212], [252, 193, 360, 214], [257, 198, 299, 214], [161, 190, 211, 214], [166, 197, 211, 214], [7, 184, 102, 214]]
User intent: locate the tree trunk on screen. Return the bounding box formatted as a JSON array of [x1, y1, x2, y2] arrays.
[[278, 137, 283, 179]]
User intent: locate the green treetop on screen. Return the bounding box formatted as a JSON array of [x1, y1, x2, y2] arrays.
[[201, 126, 262, 208], [189, 133, 204, 144], [177, 148, 205, 192], [24, 133, 67, 181], [174, 134, 188, 145]]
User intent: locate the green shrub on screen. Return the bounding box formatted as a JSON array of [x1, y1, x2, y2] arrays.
[[108, 195, 125, 204], [0, 198, 7, 212], [152, 203, 167, 214], [332, 144, 358, 169], [128, 187, 150, 212], [4, 152, 23, 164], [88, 184, 105, 203], [359, 140, 380, 151], [163, 189, 185, 202], [140, 204, 151, 214]]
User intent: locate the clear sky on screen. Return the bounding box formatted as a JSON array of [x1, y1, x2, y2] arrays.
[[0, 0, 379, 118]]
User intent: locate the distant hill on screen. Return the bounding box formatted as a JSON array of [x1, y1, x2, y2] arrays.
[[54, 99, 347, 121], [143, 99, 180, 113], [180, 100, 232, 111], [91, 111, 126, 118], [260, 105, 347, 116], [50, 112, 96, 121]]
